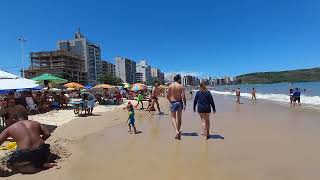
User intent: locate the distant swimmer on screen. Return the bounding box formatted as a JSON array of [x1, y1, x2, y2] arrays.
[[236, 88, 241, 104], [251, 88, 256, 100]]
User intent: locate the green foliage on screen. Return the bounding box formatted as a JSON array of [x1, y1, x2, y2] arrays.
[[98, 74, 123, 85], [236, 67, 320, 84]]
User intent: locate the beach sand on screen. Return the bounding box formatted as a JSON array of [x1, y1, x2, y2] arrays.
[[3, 96, 320, 180]]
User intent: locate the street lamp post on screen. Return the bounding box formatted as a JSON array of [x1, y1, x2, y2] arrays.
[[18, 37, 27, 78]]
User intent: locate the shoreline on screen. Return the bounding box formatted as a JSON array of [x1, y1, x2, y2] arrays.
[[3, 96, 320, 179]]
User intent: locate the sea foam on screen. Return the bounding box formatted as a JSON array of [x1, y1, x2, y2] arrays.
[[210, 90, 320, 106]]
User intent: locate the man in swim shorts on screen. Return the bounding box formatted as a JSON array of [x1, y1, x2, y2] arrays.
[[167, 74, 186, 140], [0, 113, 55, 174], [150, 83, 162, 114]]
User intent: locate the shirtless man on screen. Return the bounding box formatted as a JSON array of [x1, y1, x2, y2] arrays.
[[151, 83, 162, 114], [0, 113, 55, 174], [236, 88, 241, 104], [0, 98, 28, 127], [166, 74, 186, 140]]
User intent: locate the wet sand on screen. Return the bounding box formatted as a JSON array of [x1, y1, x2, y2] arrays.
[[5, 96, 320, 180]]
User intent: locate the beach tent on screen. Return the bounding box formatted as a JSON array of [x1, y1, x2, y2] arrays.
[[64, 82, 84, 89], [32, 73, 68, 85], [0, 70, 39, 90]]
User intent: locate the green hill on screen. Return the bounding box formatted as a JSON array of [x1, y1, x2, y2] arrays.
[[236, 68, 320, 84]]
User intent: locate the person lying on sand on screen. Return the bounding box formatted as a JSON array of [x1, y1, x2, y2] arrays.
[[0, 112, 56, 174]]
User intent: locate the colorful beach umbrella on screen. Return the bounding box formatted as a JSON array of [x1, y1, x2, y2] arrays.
[[131, 83, 147, 92], [84, 85, 93, 89], [64, 82, 84, 89], [31, 73, 68, 85], [122, 83, 131, 89], [93, 84, 114, 89]]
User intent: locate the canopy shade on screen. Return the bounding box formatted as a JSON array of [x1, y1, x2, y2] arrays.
[[0, 70, 39, 90], [0, 78, 39, 90], [31, 73, 68, 85], [64, 82, 84, 89], [0, 70, 18, 79]]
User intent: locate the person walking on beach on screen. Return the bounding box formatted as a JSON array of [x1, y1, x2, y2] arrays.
[[151, 83, 163, 114], [251, 88, 256, 100], [289, 88, 294, 104], [236, 88, 241, 104], [193, 83, 216, 140], [135, 91, 144, 109], [125, 102, 138, 134], [293, 88, 301, 105], [167, 74, 186, 140]]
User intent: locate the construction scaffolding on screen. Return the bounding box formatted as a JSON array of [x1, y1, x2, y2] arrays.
[[24, 50, 87, 84]]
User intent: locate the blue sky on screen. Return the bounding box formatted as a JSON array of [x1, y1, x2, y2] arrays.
[[0, 0, 320, 78]]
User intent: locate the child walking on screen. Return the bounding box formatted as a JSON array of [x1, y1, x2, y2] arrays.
[[135, 91, 144, 109], [126, 102, 138, 134]]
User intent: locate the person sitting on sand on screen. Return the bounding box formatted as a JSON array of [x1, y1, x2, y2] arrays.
[[167, 74, 186, 140], [0, 98, 28, 127], [0, 112, 55, 174], [193, 82, 216, 140], [251, 88, 256, 100], [125, 102, 138, 134], [58, 92, 70, 108], [236, 88, 241, 104]]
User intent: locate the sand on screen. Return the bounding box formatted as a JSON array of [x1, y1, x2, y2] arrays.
[[2, 96, 320, 180]]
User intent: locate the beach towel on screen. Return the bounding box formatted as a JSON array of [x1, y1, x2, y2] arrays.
[[0, 142, 17, 151]]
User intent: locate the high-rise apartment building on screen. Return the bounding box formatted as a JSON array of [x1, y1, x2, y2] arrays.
[[101, 60, 115, 77], [57, 29, 102, 84], [115, 56, 136, 84], [136, 60, 151, 83]]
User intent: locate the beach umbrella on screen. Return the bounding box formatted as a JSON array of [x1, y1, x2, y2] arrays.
[[64, 82, 84, 89], [31, 73, 68, 85], [0, 70, 18, 79], [47, 88, 62, 93], [0, 70, 39, 90], [122, 83, 131, 89], [66, 87, 76, 91], [0, 78, 39, 90], [131, 83, 147, 92], [84, 85, 93, 89], [93, 84, 114, 89]]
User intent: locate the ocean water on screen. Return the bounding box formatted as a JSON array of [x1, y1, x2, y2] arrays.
[[209, 82, 320, 107]]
